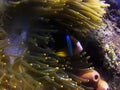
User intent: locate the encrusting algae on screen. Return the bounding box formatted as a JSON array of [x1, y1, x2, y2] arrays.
[[0, 0, 110, 90]]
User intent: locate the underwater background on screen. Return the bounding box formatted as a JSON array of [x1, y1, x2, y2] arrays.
[[0, 0, 120, 90]]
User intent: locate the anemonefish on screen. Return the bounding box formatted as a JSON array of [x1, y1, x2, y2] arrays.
[[70, 35, 83, 55], [56, 35, 83, 57]]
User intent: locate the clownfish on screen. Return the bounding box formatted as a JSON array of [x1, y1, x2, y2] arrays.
[[56, 35, 83, 57]]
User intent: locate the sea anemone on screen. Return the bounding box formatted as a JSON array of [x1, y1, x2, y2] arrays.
[[0, 0, 108, 90]]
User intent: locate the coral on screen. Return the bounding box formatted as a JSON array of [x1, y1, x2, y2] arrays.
[[96, 78, 109, 90], [0, 0, 109, 90]]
